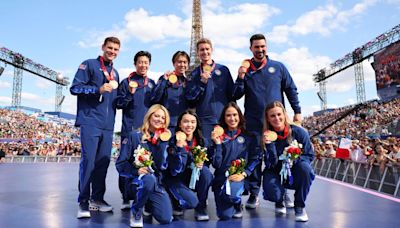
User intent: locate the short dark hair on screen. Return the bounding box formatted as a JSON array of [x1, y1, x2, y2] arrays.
[[218, 102, 246, 132], [134, 51, 152, 64], [250, 34, 266, 46], [103, 36, 120, 46], [172, 51, 190, 64]]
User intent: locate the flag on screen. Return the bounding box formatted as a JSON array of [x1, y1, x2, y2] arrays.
[[336, 138, 351, 159]]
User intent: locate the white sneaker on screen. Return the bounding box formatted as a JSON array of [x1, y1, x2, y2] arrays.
[[89, 200, 113, 212], [245, 195, 260, 209], [77, 201, 91, 218], [275, 202, 287, 215], [173, 209, 184, 216], [295, 207, 309, 222], [194, 208, 209, 221], [130, 213, 143, 227], [284, 192, 294, 208], [121, 200, 131, 210], [142, 209, 152, 217], [233, 208, 243, 218]]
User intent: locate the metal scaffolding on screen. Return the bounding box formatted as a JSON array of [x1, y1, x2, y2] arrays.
[[313, 24, 400, 107], [354, 62, 366, 103], [0, 47, 69, 110]]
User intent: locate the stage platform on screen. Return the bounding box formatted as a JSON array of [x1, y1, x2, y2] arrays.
[[0, 163, 399, 228]]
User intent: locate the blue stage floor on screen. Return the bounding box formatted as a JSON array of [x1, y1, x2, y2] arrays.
[[0, 163, 399, 228]]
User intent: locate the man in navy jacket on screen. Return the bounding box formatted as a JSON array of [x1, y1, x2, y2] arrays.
[[185, 38, 234, 145], [233, 33, 302, 209], [70, 36, 120, 219]]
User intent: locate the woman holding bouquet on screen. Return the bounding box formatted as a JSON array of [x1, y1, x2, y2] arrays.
[[116, 104, 173, 227], [165, 110, 213, 221], [262, 101, 315, 222], [210, 102, 260, 220]]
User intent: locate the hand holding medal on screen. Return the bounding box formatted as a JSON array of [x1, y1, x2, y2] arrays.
[[109, 80, 118, 89], [238, 60, 250, 79], [200, 64, 212, 83], [168, 74, 178, 84], [129, 81, 138, 94], [175, 131, 187, 148], [211, 125, 224, 144], [159, 129, 172, 141], [263, 130, 277, 144]]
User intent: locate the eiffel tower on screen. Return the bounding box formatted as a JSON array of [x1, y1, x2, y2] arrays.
[[189, 0, 204, 70]]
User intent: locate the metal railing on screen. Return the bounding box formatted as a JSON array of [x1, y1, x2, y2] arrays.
[[313, 158, 399, 198], [3, 155, 81, 163]]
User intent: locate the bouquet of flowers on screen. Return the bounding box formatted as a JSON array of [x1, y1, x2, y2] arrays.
[[224, 158, 247, 196], [189, 145, 209, 189], [190, 145, 209, 164], [279, 140, 303, 185], [133, 145, 154, 174], [228, 158, 246, 176]]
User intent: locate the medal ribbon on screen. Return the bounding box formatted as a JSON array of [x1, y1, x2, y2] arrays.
[[128, 72, 148, 88], [185, 137, 197, 152], [200, 61, 216, 74], [276, 125, 289, 140], [99, 56, 114, 81], [249, 57, 267, 72], [222, 129, 241, 141], [168, 71, 185, 87], [149, 128, 165, 145]]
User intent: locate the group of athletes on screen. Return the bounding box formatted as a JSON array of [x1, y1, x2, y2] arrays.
[[70, 34, 315, 227]]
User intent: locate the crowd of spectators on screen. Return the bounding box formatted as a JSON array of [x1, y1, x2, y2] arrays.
[[0, 108, 81, 159], [1, 98, 399, 168], [305, 98, 400, 169]]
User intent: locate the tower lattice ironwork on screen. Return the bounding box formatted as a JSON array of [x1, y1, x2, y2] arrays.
[[189, 0, 204, 70]]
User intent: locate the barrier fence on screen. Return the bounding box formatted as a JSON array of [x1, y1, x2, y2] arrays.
[[312, 158, 399, 198], [2, 156, 399, 198]]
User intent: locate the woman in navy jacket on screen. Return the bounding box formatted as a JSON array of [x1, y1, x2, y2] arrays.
[[165, 110, 213, 221], [262, 101, 315, 222], [209, 102, 261, 220], [116, 104, 173, 227]]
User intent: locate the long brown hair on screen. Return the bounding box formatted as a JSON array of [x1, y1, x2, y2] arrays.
[[218, 102, 246, 132]]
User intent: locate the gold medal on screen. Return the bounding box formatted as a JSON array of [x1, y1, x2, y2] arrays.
[[203, 65, 212, 72], [264, 130, 277, 142], [241, 60, 250, 68], [175, 131, 187, 141], [109, 80, 118, 89], [129, 81, 139, 88], [213, 125, 224, 137], [168, 74, 178, 84], [159, 130, 172, 141]]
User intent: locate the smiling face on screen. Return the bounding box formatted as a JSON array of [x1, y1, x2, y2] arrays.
[[135, 56, 150, 76], [266, 106, 286, 131], [102, 41, 120, 62], [179, 113, 197, 138], [224, 106, 239, 131], [250, 39, 267, 62], [197, 43, 213, 64], [173, 55, 189, 75], [149, 109, 166, 132]]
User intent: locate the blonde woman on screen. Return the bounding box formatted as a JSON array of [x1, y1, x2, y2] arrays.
[[262, 102, 315, 222], [116, 104, 173, 227]]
